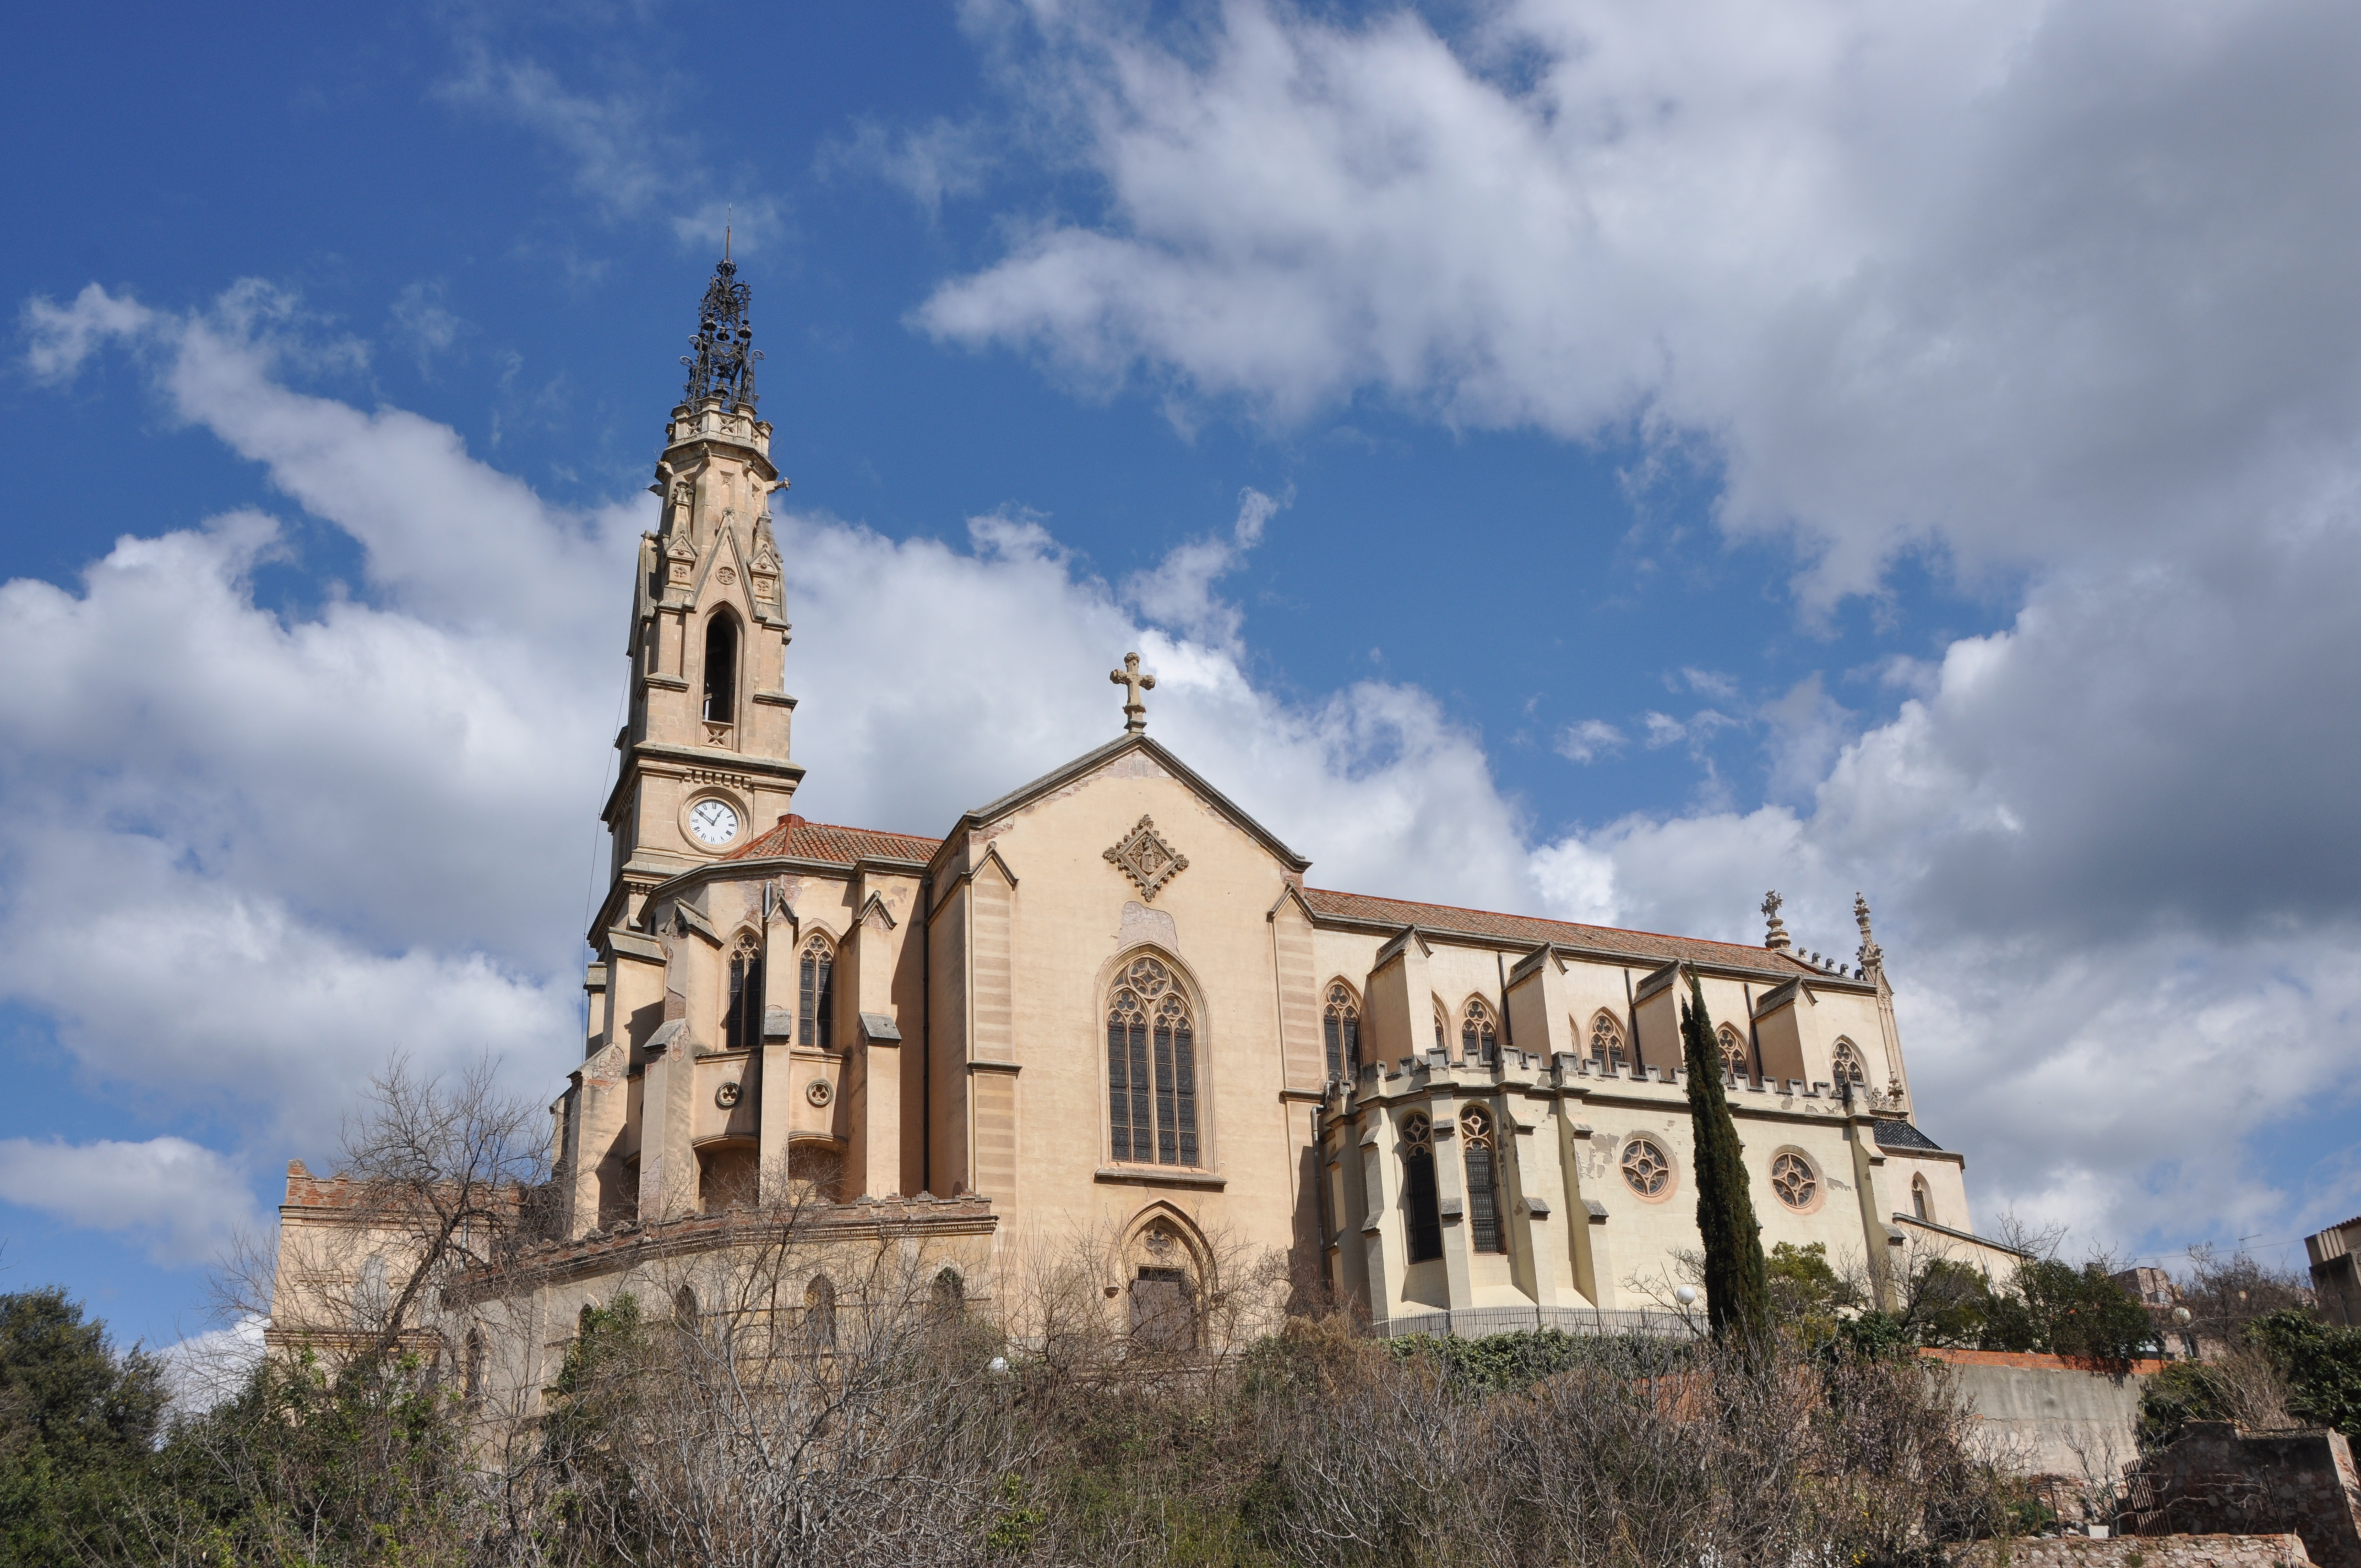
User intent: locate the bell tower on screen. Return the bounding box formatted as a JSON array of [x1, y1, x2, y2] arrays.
[[594, 253, 803, 936]]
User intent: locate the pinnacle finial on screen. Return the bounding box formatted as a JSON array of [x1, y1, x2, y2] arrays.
[[1853, 892, 1884, 975], [1110, 651, 1155, 733], [1760, 889, 1792, 952]]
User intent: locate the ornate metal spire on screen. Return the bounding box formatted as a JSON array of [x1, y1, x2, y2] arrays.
[[679, 254, 761, 409], [1760, 889, 1792, 951]]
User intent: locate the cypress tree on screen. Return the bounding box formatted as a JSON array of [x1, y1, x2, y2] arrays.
[[1680, 969, 1774, 1354]]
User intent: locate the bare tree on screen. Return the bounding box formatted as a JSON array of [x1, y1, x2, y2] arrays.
[[2178, 1245, 2315, 1352]]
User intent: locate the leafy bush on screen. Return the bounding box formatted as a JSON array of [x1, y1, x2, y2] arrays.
[[0, 1287, 168, 1565], [1978, 1257, 2154, 1364], [2246, 1308, 2361, 1437]]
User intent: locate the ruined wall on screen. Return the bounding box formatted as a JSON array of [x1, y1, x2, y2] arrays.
[[2125, 1423, 2361, 1568]]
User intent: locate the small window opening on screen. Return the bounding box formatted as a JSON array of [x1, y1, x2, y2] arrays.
[[702, 614, 738, 725]]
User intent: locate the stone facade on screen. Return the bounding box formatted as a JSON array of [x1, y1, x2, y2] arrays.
[[267, 258, 2011, 1398]]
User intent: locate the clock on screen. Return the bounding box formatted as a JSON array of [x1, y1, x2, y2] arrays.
[[688, 798, 739, 846]]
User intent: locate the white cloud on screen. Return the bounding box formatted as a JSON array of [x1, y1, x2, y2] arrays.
[[925, 0, 2361, 600], [1555, 718, 1625, 764], [159, 1315, 266, 1413], [437, 47, 784, 253], [389, 281, 466, 374], [21, 283, 155, 380], [0, 1137, 264, 1267], [1120, 486, 1281, 649], [819, 116, 995, 215]]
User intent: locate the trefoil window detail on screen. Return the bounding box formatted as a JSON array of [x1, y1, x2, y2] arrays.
[[725, 933, 763, 1052], [798, 935, 834, 1050], [1106, 956, 1200, 1167], [1461, 999, 1499, 1065], [1323, 984, 1362, 1082], [1717, 1024, 1750, 1081], [1831, 1038, 1867, 1087], [1589, 1012, 1628, 1072]]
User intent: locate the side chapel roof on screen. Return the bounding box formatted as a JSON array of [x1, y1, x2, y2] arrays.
[[723, 814, 940, 868], [1300, 888, 1822, 978], [720, 807, 1820, 979]]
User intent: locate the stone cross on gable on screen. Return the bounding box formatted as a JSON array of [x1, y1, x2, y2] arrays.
[[1110, 651, 1155, 733]]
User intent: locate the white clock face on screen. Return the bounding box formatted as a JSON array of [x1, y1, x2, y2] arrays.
[[688, 799, 739, 846]]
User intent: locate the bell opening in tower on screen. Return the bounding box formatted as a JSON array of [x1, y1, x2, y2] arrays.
[[703, 613, 738, 725]]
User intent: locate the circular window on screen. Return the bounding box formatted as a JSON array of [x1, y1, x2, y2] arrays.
[[1771, 1151, 1818, 1210], [1620, 1137, 1672, 1198]]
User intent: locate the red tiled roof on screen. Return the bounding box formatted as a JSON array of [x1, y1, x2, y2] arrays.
[[724, 814, 940, 867], [725, 818, 1819, 977], [1300, 888, 1821, 976]]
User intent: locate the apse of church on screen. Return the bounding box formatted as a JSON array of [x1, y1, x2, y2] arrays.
[[279, 258, 2005, 1359]]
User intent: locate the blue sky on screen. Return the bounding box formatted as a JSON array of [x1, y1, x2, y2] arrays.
[[3, 0, 2357, 1349]]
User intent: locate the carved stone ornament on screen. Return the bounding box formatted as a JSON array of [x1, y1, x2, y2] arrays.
[[717, 567, 737, 586], [715, 1081, 742, 1108], [806, 1079, 833, 1107], [1103, 815, 1189, 902]]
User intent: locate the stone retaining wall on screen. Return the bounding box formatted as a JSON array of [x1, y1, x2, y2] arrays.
[[1951, 1533, 2311, 1566], [2125, 1424, 2361, 1568]]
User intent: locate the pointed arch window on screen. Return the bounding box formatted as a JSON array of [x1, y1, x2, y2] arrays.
[[1322, 983, 1361, 1082], [1911, 1174, 1934, 1224], [701, 612, 739, 725], [1106, 956, 1199, 1167], [1716, 1023, 1750, 1082], [1433, 1000, 1449, 1055], [1401, 1113, 1443, 1264], [1461, 999, 1500, 1065], [1588, 1012, 1628, 1072], [798, 935, 834, 1050], [1461, 1106, 1506, 1254], [1831, 1038, 1867, 1087], [725, 933, 763, 1052]]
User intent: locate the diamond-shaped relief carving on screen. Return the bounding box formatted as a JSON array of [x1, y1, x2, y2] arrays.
[[1103, 815, 1189, 902]]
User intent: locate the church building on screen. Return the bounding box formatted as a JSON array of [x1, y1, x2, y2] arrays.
[[271, 259, 2003, 1374]]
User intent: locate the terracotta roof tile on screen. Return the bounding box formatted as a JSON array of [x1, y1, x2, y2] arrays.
[[723, 814, 940, 867], [1299, 887, 1823, 978]]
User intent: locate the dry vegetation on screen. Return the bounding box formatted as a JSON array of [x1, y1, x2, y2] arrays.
[[67, 1058, 2044, 1567]]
